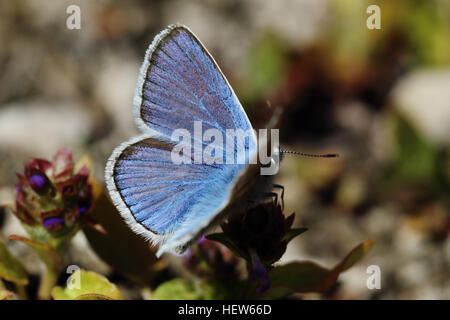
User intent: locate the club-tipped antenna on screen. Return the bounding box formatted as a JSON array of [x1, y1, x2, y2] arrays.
[[280, 148, 339, 158]]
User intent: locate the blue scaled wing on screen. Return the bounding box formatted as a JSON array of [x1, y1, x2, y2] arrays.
[[105, 24, 257, 256], [133, 24, 253, 137]]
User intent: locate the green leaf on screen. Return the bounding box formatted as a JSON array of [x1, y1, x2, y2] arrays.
[[207, 229, 308, 269], [8, 234, 60, 270], [153, 278, 235, 300], [51, 269, 122, 300], [0, 238, 28, 285], [206, 233, 248, 260], [390, 114, 438, 184], [339, 239, 375, 272], [262, 240, 375, 299], [282, 228, 308, 244], [382, 113, 450, 197], [153, 278, 202, 300], [9, 235, 62, 300], [240, 32, 286, 103], [83, 190, 164, 285]]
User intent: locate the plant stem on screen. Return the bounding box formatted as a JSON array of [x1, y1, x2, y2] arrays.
[[16, 284, 28, 300], [240, 276, 252, 299], [38, 263, 58, 300]]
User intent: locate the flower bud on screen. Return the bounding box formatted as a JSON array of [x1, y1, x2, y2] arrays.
[[41, 209, 65, 233], [183, 236, 243, 281], [249, 249, 271, 294], [222, 201, 295, 266], [13, 149, 94, 240], [28, 173, 52, 195]]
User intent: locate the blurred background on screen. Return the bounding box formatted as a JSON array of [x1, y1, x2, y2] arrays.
[[0, 0, 449, 299]]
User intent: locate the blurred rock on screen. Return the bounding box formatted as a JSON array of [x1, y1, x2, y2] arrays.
[[66, 232, 111, 275], [94, 53, 140, 138], [247, 0, 328, 49], [162, 0, 328, 79], [0, 101, 93, 159], [391, 68, 450, 146]]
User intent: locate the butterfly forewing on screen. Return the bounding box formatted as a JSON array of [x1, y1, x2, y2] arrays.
[[135, 25, 253, 138]]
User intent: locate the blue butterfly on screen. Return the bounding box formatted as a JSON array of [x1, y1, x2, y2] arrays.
[[105, 24, 277, 257]]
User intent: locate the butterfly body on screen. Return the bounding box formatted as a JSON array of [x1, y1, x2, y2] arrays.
[[105, 24, 275, 256]]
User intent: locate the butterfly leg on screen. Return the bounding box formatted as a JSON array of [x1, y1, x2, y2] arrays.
[[273, 184, 285, 210], [263, 192, 279, 207]]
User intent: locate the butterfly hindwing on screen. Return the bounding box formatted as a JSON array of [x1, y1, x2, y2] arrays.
[[106, 135, 242, 249]]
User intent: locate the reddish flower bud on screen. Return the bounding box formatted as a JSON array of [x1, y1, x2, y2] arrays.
[[43, 217, 65, 232], [24, 159, 52, 178], [52, 148, 74, 180], [13, 198, 36, 225], [28, 173, 52, 195], [13, 149, 94, 239], [222, 201, 296, 266], [77, 198, 92, 217], [41, 209, 65, 233]]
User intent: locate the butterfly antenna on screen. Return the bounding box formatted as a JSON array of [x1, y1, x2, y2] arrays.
[[279, 148, 339, 158]]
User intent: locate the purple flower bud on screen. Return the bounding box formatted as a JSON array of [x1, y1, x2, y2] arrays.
[[42, 217, 65, 232], [24, 159, 52, 178], [13, 149, 94, 237], [40, 209, 65, 233], [249, 250, 271, 294], [77, 199, 91, 216], [29, 174, 45, 188], [29, 173, 51, 195]]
